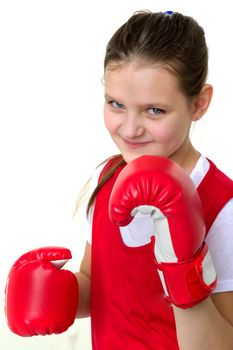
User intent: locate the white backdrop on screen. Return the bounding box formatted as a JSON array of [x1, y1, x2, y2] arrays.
[[0, 0, 232, 349]]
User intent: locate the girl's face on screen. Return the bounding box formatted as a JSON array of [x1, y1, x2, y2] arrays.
[[103, 62, 199, 166]]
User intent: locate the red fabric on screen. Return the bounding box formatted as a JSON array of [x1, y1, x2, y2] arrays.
[[90, 158, 233, 350], [197, 159, 233, 233]]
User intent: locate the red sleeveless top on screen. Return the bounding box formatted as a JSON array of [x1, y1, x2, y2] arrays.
[[90, 158, 233, 350]]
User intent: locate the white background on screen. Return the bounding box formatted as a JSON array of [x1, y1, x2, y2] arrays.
[[0, 0, 232, 349]]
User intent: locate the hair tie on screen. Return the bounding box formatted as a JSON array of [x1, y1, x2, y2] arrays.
[[164, 11, 173, 15]]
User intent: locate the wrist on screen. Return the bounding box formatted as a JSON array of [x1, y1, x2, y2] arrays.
[[155, 243, 217, 308]]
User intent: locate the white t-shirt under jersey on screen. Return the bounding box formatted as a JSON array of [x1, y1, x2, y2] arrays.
[[79, 155, 233, 293]]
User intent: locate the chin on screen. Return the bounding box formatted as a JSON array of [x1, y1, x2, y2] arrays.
[[122, 150, 171, 163], [122, 152, 152, 164]]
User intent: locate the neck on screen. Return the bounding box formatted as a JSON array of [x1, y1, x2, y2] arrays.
[[169, 142, 200, 174]]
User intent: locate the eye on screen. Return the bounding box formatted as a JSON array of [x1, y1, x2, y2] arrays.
[[148, 107, 165, 117], [110, 101, 125, 110]]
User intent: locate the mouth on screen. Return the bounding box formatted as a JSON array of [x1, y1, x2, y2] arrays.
[[123, 139, 151, 150]]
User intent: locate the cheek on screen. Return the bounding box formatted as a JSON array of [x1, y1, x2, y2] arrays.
[[103, 108, 113, 133], [104, 108, 120, 135], [149, 124, 174, 143], [150, 119, 190, 143]]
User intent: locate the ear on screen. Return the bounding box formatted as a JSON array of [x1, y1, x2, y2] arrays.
[[191, 84, 213, 121]]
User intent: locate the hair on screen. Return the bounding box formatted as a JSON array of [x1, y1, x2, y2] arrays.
[[104, 10, 208, 97], [84, 10, 208, 216]]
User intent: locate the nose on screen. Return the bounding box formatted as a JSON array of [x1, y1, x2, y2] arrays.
[[122, 112, 144, 139]]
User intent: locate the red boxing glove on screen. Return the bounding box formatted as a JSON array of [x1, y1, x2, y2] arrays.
[[5, 247, 79, 336], [109, 155, 217, 308]]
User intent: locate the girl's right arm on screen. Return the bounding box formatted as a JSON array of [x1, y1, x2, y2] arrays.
[[75, 242, 91, 318]]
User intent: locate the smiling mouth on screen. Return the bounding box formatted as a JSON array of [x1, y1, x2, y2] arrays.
[[123, 139, 151, 150]]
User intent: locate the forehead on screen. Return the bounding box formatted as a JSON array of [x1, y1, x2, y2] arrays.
[[104, 61, 184, 104]]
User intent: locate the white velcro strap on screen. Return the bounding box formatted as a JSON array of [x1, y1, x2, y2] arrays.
[[202, 250, 217, 286]]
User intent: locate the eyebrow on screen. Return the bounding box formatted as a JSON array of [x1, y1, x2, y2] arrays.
[[104, 93, 116, 101], [104, 93, 170, 109]]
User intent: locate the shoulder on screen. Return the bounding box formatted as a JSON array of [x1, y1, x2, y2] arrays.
[[199, 157, 233, 212], [78, 155, 124, 215], [198, 157, 233, 194], [97, 155, 125, 182], [190, 155, 233, 191], [191, 156, 233, 232]]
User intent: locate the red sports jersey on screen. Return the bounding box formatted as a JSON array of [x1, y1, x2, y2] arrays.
[[90, 157, 233, 350]]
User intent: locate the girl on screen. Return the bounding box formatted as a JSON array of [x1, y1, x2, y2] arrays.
[[5, 10, 233, 350], [76, 10, 233, 349]]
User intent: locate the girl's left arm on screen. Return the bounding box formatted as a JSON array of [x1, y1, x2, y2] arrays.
[[173, 292, 233, 350]]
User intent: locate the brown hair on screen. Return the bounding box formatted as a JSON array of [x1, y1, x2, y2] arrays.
[[104, 10, 208, 97], [86, 10, 208, 215], [86, 155, 125, 215]]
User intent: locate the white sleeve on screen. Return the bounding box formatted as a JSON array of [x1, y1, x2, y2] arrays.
[[205, 198, 233, 293], [77, 164, 105, 245]]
